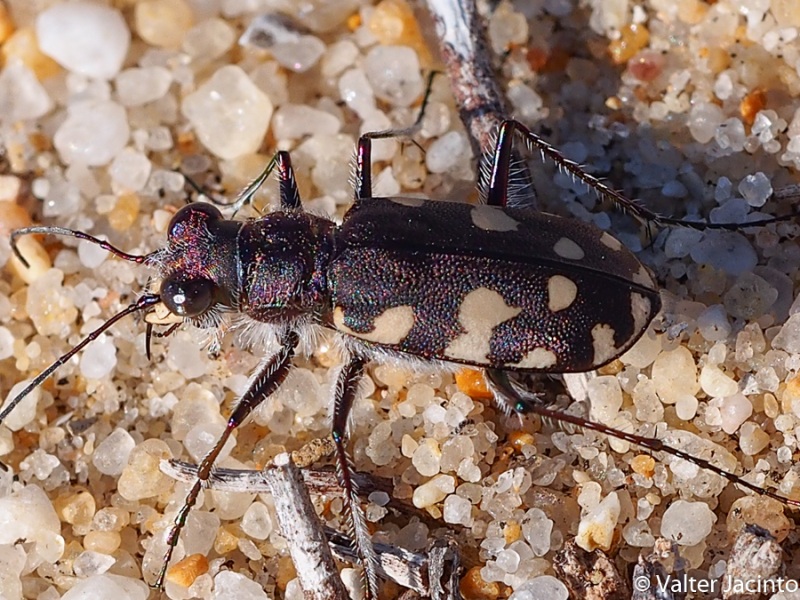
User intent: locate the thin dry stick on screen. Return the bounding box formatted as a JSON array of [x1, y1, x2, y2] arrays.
[[162, 459, 459, 595], [263, 453, 348, 599]]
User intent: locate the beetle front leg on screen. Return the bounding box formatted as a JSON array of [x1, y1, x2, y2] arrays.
[[153, 329, 299, 589], [331, 355, 381, 599]]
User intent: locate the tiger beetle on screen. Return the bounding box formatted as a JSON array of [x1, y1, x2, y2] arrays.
[[4, 113, 800, 596]]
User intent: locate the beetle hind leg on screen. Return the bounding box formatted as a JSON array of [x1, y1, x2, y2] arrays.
[[152, 329, 299, 589], [331, 356, 381, 599]]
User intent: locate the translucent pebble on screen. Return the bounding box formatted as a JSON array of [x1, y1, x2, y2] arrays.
[[699, 365, 738, 398], [689, 231, 757, 276], [182, 65, 273, 160], [507, 81, 546, 122], [93, 428, 136, 476], [710, 197, 750, 224], [363, 45, 424, 107], [622, 520, 654, 547], [770, 314, 800, 353], [271, 36, 326, 73], [20, 448, 60, 480], [36, 3, 130, 79], [183, 18, 235, 61], [183, 511, 219, 556], [738, 172, 773, 207], [664, 227, 703, 259], [576, 492, 620, 551], [587, 376, 623, 424], [662, 180, 687, 198], [273, 368, 323, 418], [696, 304, 731, 342], [426, 131, 468, 174], [714, 176, 733, 203], [272, 104, 341, 140], [79, 333, 117, 380], [0, 380, 41, 431], [109, 148, 152, 192], [521, 508, 553, 556], [660, 500, 715, 546], [73, 550, 116, 577], [170, 387, 222, 440], [412, 474, 455, 508], [0, 326, 14, 360], [115, 67, 172, 107], [509, 575, 569, 600], [723, 272, 777, 319], [117, 439, 173, 501], [59, 576, 145, 600], [0, 485, 63, 562], [54, 100, 130, 166], [366, 421, 397, 466], [714, 72, 734, 100], [688, 102, 724, 143], [715, 118, 746, 151], [739, 421, 770, 455], [135, 0, 194, 48], [488, 2, 528, 53], [0, 545, 25, 600], [440, 436, 474, 472], [322, 40, 359, 79], [184, 422, 234, 463], [718, 393, 752, 434], [675, 395, 699, 420], [621, 331, 661, 368], [0, 63, 54, 122], [412, 438, 442, 477], [339, 68, 376, 119], [167, 335, 208, 379], [241, 501, 272, 540], [211, 569, 269, 600], [443, 494, 473, 525], [496, 548, 520, 573], [77, 239, 108, 268]]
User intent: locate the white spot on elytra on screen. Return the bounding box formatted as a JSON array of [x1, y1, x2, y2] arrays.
[[471, 205, 520, 232], [548, 275, 578, 312], [444, 287, 521, 363], [591, 323, 619, 365], [513, 347, 557, 369], [390, 197, 425, 207], [600, 232, 622, 251], [553, 237, 585, 260], [333, 305, 415, 344], [631, 292, 653, 334], [632, 265, 655, 288]]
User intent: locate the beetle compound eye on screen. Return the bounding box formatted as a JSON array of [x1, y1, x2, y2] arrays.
[[167, 202, 222, 241], [161, 274, 216, 317]]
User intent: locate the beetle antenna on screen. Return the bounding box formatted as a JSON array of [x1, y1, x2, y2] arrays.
[[11, 226, 149, 269], [0, 294, 161, 424]]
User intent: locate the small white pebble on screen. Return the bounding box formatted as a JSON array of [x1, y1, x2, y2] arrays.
[[93, 428, 136, 476], [718, 393, 753, 434], [37, 3, 130, 79], [739, 172, 773, 207], [412, 474, 455, 508], [576, 492, 620, 551], [660, 500, 715, 546]]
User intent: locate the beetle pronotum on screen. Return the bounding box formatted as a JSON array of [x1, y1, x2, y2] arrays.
[[4, 110, 800, 597]]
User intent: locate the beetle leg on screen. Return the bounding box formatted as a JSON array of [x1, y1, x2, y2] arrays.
[[485, 368, 800, 509], [275, 150, 302, 210], [484, 120, 516, 208], [153, 329, 299, 589], [331, 355, 380, 599]]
